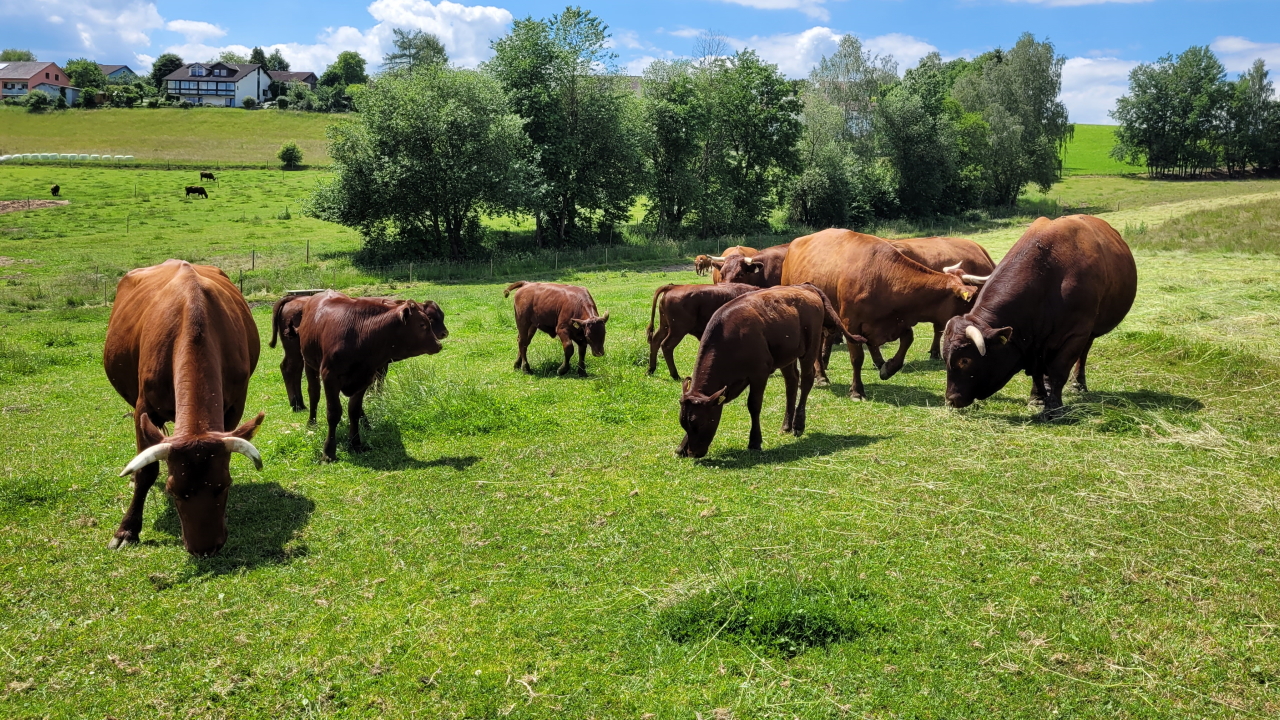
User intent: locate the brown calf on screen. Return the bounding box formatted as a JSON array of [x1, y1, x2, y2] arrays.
[[694, 245, 757, 283], [505, 281, 609, 376], [677, 284, 865, 458], [104, 260, 264, 556], [646, 283, 760, 380], [718, 243, 790, 287], [298, 291, 448, 461]]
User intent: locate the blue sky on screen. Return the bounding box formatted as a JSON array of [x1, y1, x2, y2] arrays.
[[4, 0, 1279, 123]]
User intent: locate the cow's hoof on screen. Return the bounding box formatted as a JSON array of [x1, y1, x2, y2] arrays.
[[108, 532, 137, 550], [929, 352, 942, 361], [557, 366, 570, 376], [349, 442, 368, 454], [815, 377, 830, 387], [1071, 382, 1088, 394], [748, 443, 762, 451], [577, 368, 587, 377], [848, 393, 866, 402], [291, 404, 306, 412]]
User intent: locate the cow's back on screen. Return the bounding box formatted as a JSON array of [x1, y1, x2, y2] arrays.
[[892, 237, 994, 274], [699, 286, 821, 374], [105, 260, 259, 410], [782, 230, 891, 308]]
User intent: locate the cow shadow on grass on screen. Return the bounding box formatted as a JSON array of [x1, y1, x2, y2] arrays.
[[987, 387, 1204, 428], [341, 420, 431, 470], [154, 481, 314, 574], [702, 432, 888, 470]]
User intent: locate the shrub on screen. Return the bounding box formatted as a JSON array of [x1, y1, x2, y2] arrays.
[[242, 97, 257, 109], [278, 141, 303, 169], [275, 96, 289, 110], [24, 90, 51, 113], [54, 94, 68, 110]]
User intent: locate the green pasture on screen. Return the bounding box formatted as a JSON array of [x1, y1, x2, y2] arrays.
[[1060, 124, 1142, 176], [0, 106, 340, 167], [1, 166, 1279, 717]]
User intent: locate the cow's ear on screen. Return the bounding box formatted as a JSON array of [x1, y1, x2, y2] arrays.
[[230, 412, 265, 440], [138, 413, 166, 445], [572, 320, 582, 329], [707, 386, 728, 405], [681, 377, 692, 395], [399, 304, 412, 322], [993, 326, 1013, 344], [955, 285, 977, 302]]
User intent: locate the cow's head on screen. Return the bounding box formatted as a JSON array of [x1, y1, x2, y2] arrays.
[[677, 379, 728, 458], [119, 412, 265, 556], [569, 313, 608, 357], [941, 316, 1017, 408], [719, 255, 768, 287], [394, 300, 445, 359]]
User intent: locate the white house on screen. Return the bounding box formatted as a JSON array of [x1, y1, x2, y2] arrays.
[[162, 62, 272, 107]]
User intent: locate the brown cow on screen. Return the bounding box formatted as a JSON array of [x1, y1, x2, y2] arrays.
[[694, 245, 757, 283], [781, 229, 981, 400], [889, 236, 995, 359], [505, 281, 609, 376], [718, 243, 790, 287], [104, 260, 264, 556], [646, 283, 760, 380], [298, 291, 448, 461], [677, 283, 865, 458], [200, 171, 217, 182], [185, 185, 208, 198], [942, 215, 1137, 415]]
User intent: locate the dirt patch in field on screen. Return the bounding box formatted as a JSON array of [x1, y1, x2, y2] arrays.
[[0, 200, 69, 214]]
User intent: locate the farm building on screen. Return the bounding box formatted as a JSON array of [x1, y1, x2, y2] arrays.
[[97, 64, 138, 81], [162, 62, 273, 107], [0, 61, 80, 105], [268, 70, 318, 90]]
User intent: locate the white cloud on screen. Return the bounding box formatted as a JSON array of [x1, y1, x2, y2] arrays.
[[864, 33, 938, 69], [165, 20, 226, 43], [1002, 0, 1151, 5], [1210, 36, 1280, 73], [0, 0, 165, 56], [1060, 56, 1137, 124], [711, 0, 835, 21], [709, 28, 934, 78]]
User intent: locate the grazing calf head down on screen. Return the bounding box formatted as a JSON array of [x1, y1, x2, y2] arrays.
[[570, 313, 609, 356], [677, 379, 727, 459]]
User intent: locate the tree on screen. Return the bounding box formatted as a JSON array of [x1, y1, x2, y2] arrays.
[[150, 53, 184, 91], [1223, 59, 1275, 176], [213, 50, 249, 64], [249, 47, 268, 66], [320, 51, 367, 87], [809, 34, 898, 157], [307, 67, 531, 260], [266, 49, 290, 71], [488, 7, 644, 245], [0, 49, 36, 61], [278, 141, 303, 169], [64, 58, 107, 93], [640, 60, 704, 235], [382, 29, 448, 73]]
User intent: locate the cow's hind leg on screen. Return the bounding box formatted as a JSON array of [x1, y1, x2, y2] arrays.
[[515, 326, 534, 373], [661, 332, 684, 381], [647, 324, 665, 376], [879, 327, 913, 380], [930, 323, 943, 360], [282, 353, 306, 412], [347, 386, 368, 453], [816, 332, 838, 387], [321, 376, 344, 462], [1071, 338, 1094, 393], [847, 342, 868, 401], [306, 364, 321, 424], [746, 378, 767, 451], [780, 362, 799, 434]]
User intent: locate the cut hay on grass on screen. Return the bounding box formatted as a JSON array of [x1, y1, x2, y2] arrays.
[[0, 199, 69, 214]]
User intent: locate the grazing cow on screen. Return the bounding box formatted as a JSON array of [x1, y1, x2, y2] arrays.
[[185, 185, 208, 198], [201, 171, 217, 182], [718, 243, 790, 287], [888, 236, 996, 359], [677, 284, 865, 458], [781, 229, 982, 400], [646, 283, 760, 380], [103, 260, 264, 556], [942, 215, 1137, 415], [298, 290, 448, 461], [505, 281, 609, 376], [694, 245, 757, 283], [50, 184, 60, 197]]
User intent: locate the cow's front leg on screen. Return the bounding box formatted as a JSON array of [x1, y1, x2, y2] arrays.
[[780, 362, 799, 433], [321, 376, 343, 462], [746, 378, 767, 450], [347, 386, 368, 453], [110, 456, 160, 549], [880, 327, 913, 380], [1028, 367, 1048, 408]]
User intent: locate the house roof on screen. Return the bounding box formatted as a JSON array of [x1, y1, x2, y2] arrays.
[[163, 62, 264, 83], [268, 71, 317, 84], [98, 64, 135, 76], [0, 61, 67, 85]]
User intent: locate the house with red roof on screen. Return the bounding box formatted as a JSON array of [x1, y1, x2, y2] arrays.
[[0, 61, 80, 105]]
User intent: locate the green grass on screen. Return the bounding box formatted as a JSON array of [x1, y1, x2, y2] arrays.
[[1123, 197, 1280, 254], [0, 106, 341, 166], [1061, 124, 1143, 176], [1, 168, 1280, 717]]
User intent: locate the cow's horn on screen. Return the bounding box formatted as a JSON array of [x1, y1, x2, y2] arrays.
[[743, 257, 754, 265], [961, 274, 989, 286], [599, 312, 610, 322], [965, 325, 987, 356], [942, 263, 962, 273], [224, 437, 263, 470], [708, 256, 726, 262], [119, 444, 172, 477]]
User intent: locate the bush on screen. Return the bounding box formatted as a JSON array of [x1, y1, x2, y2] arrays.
[[275, 97, 289, 110], [278, 141, 303, 169], [144, 97, 161, 109], [242, 97, 257, 109], [24, 90, 51, 113], [54, 94, 68, 110]]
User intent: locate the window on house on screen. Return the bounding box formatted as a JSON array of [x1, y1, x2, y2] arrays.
[[45, 72, 50, 79]]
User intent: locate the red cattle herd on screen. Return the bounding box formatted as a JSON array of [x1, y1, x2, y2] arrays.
[[107, 216, 1135, 554]]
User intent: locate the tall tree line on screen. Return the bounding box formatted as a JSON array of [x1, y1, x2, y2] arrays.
[[1111, 46, 1280, 177]]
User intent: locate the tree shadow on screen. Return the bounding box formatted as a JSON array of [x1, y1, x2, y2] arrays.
[[155, 482, 314, 574], [702, 432, 889, 470]]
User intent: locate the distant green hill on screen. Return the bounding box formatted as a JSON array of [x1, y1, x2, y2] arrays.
[[1062, 123, 1143, 176]]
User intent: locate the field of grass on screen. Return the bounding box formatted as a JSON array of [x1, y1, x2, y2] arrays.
[[1, 167, 1280, 717], [1124, 196, 1280, 254], [1060, 124, 1143, 177], [0, 107, 340, 167]]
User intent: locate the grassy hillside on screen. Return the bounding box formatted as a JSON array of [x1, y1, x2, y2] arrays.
[[1061, 124, 1142, 176], [0, 106, 340, 166]]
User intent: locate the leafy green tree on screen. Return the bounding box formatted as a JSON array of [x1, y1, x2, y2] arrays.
[[250, 46, 268, 66], [639, 60, 703, 235], [787, 90, 855, 228], [488, 6, 644, 245], [809, 34, 898, 157], [1, 49, 36, 61], [307, 67, 531, 259], [953, 33, 1072, 205], [149, 53, 184, 91], [278, 140, 303, 168], [1222, 60, 1275, 176], [64, 59, 107, 92], [266, 49, 290, 71], [382, 29, 448, 73], [320, 51, 368, 87], [213, 50, 249, 64]]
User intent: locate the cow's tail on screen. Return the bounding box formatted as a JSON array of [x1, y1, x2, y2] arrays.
[[802, 283, 867, 345], [269, 296, 289, 348], [503, 281, 528, 299], [647, 284, 676, 343]]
